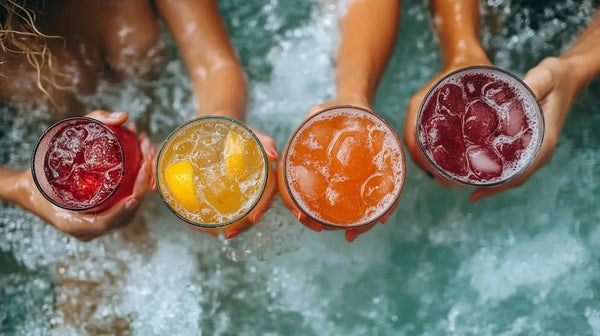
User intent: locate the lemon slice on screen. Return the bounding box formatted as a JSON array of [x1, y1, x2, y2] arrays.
[[224, 130, 248, 176], [165, 160, 199, 212]]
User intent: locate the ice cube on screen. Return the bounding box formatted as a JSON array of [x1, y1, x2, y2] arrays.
[[57, 126, 87, 153], [289, 165, 326, 202], [328, 131, 373, 181], [420, 91, 438, 125], [496, 129, 533, 163], [84, 137, 123, 170], [461, 73, 493, 100], [437, 83, 466, 115], [104, 166, 123, 187], [432, 144, 468, 177], [46, 149, 75, 179], [466, 145, 503, 180], [66, 168, 104, 202], [424, 114, 463, 149], [463, 100, 499, 145], [500, 100, 528, 136], [191, 140, 221, 168], [483, 81, 515, 106], [322, 179, 365, 224], [361, 172, 395, 207]]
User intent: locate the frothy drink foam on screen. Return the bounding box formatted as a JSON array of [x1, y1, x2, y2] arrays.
[[418, 67, 543, 185]]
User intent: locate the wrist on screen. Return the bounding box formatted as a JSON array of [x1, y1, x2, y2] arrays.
[[0, 168, 27, 204], [334, 89, 371, 108], [442, 38, 490, 70], [559, 53, 600, 93]]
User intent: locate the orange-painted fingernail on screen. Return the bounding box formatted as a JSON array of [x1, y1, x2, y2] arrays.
[[252, 212, 263, 223], [110, 112, 126, 120], [305, 221, 322, 232], [293, 209, 304, 222], [268, 148, 279, 160], [125, 198, 138, 211], [225, 230, 240, 239], [345, 230, 359, 243]]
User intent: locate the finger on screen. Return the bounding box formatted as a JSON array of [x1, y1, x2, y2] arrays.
[[470, 170, 530, 203], [248, 163, 277, 223], [523, 66, 554, 101], [73, 233, 102, 242], [101, 161, 150, 226], [126, 122, 138, 133], [150, 144, 160, 193], [87, 110, 129, 126], [306, 104, 325, 118], [139, 132, 154, 163], [253, 130, 278, 161], [379, 200, 398, 224]]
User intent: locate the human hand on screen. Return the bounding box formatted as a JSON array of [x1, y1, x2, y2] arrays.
[[27, 110, 154, 241], [470, 57, 582, 202], [403, 54, 492, 187]]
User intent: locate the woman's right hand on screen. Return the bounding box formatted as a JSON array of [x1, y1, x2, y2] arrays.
[[17, 111, 154, 241]]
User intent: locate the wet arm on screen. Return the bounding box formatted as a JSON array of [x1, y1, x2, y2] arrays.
[[155, 0, 247, 120], [335, 0, 401, 106], [558, 9, 600, 92], [0, 167, 54, 223], [429, 0, 488, 68]]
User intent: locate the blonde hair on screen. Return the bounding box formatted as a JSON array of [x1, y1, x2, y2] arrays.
[[0, 0, 71, 105]]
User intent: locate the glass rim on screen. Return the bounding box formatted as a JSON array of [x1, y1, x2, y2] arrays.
[[30, 116, 126, 211], [283, 104, 407, 229], [416, 65, 546, 187], [155, 115, 269, 228]]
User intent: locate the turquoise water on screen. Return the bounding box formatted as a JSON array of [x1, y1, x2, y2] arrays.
[[1, 0, 599, 334]]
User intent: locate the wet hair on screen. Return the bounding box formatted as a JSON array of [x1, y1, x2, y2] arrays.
[[0, 0, 70, 104]]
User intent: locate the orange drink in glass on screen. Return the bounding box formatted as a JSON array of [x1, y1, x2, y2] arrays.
[[278, 106, 406, 242], [156, 116, 271, 238]]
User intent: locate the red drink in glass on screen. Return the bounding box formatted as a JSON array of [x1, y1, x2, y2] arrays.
[[417, 66, 544, 186], [32, 117, 141, 213]]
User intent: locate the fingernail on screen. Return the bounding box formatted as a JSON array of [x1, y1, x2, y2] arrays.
[[125, 198, 138, 211], [225, 230, 240, 239], [425, 171, 434, 179], [251, 212, 263, 223], [268, 148, 279, 161], [293, 209, 304, 222], [110, 112, 126, 120], [345, 230, 359, 243], [142, 137, 152, 155]]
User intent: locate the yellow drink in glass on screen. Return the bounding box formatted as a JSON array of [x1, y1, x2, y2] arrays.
[[156, 116, 269, 238]]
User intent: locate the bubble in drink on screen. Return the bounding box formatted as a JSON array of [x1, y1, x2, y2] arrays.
[[418, 66, 544, 185]]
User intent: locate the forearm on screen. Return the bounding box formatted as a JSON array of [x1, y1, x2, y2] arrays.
[[559, 10, 600, 92], [335, 0, 400, 105], [429, 0, 487, 68], [0, 167, 52, 222], [156, 0, 247, 120], [0, 167, 27, 204]]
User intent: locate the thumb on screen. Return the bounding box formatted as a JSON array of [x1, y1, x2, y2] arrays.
[[523, 66, 554, 101]]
